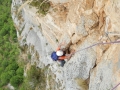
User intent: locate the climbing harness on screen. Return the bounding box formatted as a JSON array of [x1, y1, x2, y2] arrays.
[[72, 40, 120, 55]]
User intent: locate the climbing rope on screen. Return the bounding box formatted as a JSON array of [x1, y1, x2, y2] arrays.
[[112, 82, 120, 90], [72, 40, 120, 54], [71, 40, 120, 90]]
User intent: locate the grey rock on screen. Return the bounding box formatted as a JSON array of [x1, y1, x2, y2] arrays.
[[76, 16, 88, 36]]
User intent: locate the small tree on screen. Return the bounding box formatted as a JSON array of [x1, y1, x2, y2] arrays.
[[10, 75, 23, 88], [5, 63, 19, 71], [8, 70, 16, 77], [0, 67, 4, 74], [1, 60, 9, 68], [16, 67, 24, 76], [0, 72, 11, 86]]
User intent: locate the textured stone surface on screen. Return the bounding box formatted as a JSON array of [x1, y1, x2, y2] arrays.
[[64, 35, 97, 90], [76, 16, 88, 36], [49, 0, 69, 3], [104, 0, 120, 34], [12, 0, 120, 90], [89, 44, 120, 90]]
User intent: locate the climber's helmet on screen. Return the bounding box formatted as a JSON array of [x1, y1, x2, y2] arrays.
[[56, 50, 63, 56]]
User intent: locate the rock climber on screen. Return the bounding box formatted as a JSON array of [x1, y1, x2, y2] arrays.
[[51, 42, 75, 67]]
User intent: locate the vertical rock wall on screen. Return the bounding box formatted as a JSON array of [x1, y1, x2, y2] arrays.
[[12, 0, 120, 90]]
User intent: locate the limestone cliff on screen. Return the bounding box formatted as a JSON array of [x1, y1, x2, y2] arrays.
[[11, 0, 120, 90]]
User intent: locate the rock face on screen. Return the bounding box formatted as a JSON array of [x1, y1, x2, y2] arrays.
[[11, 0, 120, 90], [49, 0, 69, 3]]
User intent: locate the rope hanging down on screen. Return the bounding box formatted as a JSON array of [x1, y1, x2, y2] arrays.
[[72, 40, 120, 54], [71, 40, 120, 90], [112, 82, 120, 90]]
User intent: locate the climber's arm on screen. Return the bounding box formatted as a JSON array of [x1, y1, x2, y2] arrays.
[[58, 50, 75, 60], [58, 54, 72, 60], [58, 56, 67, 60], [56, 42, 66, 51]]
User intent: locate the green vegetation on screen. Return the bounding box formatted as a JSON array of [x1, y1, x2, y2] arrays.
[[0, 0, 24, 89], [0, 0, 49, 89], [27, 53, 31, 60], [30, 0, 51, 15], [19, 65, 46, 90], [17, 44, 47, 90], [56, 39, 58, 42]]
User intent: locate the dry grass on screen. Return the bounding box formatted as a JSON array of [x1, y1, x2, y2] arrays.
[[30, 0, 50, 15], [74, 78, 89, 90]]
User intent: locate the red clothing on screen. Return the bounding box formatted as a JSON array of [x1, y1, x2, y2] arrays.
[[58, 56, 67, 60]]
